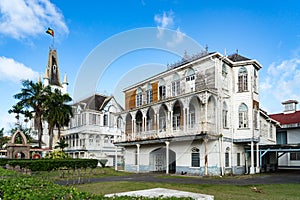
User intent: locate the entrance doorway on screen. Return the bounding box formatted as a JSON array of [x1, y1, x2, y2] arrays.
[[150, 147, 176, 173]]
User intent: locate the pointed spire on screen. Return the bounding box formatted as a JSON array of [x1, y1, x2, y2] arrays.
[[37, 75, 41, 83], [44, 67, 49, 79], [63, 73, 68, 84]]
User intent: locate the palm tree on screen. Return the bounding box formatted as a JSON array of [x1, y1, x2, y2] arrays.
[[54, 139, 68, 151], [13, 80, 51, 148], [44, 88, 73, 149]]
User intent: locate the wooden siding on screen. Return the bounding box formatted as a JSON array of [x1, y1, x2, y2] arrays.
[[125, 90, 136, 110], [152, 82, 158, 103]]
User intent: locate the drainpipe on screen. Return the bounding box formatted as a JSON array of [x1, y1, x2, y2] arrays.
[[204, 136, 208, 176]]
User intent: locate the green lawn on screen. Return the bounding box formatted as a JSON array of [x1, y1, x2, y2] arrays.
[[75, 181, 300, 200]]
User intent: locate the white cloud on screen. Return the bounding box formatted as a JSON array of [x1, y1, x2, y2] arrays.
[[0, 108, 16, 135], [0, 0, 68, 39], [0, 56, 39, 83], [154, 10, 174, 38], [154, 11, 185, 47], [167, 27, 185, 47], [260, 58, 300, 105]]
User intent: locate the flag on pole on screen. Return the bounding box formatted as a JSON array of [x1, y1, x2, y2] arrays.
[[46, 28, 54, 37]]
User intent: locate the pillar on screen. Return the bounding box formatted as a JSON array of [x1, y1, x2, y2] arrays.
[[115, 146, 118, 171], [165, 141, 170, 174], [250, 140, 255, 174], [136, 144, 140, 173], [256, 143, 260, 173]]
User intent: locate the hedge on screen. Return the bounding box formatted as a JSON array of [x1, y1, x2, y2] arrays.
[[0, 158, 98, 171]]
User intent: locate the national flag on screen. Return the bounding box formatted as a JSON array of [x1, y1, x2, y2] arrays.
[[46, 28, 54, 37]]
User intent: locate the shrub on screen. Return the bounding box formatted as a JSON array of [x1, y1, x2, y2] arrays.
[[99, 159, 108, 168]]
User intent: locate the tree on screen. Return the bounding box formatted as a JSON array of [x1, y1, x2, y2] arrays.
[[0, 128, 9, 148], [44, 89, 73, 149], [55, 139, 68, 151], [13, 80, 51, 148]]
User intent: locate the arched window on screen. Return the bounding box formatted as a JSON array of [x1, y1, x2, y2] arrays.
[[191, 147, 200, 167], [222, 102, 228, 128], [136, 87, 143, 106], [146, 83, 153, 104], [117, 117, 123, 129], [158, 79, 166, 100], [238, 67, 248, 92], [189, 104, 195, 128], [225, 147, 230, 167], [186, 68, 195, 81], [238, 103, 248, 128], [172, 73, 180, 96]]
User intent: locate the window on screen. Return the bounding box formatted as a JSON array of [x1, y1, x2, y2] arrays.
[[290, 152, 300, 160], [146, 119, 152, 131], [253, 69, 258, 92], [225, 152, 230, 167], [146, 89, 153, 104], [189, 105, 195, 128], [159, 79, 166, 100], [159, 85, 166, 100], [103, 114, 108, 126], [238, 67, 248, 92], [89, 135, 93, 144], [186, 68, 195, 81], [276, 131, 287, 144], [191, 147, 200, 167], [222, 63, 228, 77], [238, 103, 248, 128], [222, 102, 228, 128], [117, 117, 122, 128], [136, 88, 143, 106], [269, 124, 273, 138], [254, 106, 258, 129], [159, 116, 166, 131], [146, 83, 153, 104], [237, 153, 241, 166], [173, 114, 180, 130], [172, 73, 180, 96], [172, 81, 180, 96]]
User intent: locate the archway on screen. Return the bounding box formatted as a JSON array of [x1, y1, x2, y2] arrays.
[[149, 147, 176, 173]]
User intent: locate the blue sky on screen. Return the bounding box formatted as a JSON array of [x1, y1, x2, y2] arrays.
[[0, 0, 300, 132]]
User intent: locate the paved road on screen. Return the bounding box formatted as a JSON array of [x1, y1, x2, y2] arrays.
[[56, 169, 300, 185]]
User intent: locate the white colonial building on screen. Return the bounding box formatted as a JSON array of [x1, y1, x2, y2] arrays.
[[115, 51, 277, 175], [62, 94, 124, 167], [269, 100, 300, 168]]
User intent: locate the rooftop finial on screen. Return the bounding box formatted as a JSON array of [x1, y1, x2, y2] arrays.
[[205, 44, 208, 53]]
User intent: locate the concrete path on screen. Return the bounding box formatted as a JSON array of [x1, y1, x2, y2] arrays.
[[56, 169, 300, 186], [105, 188, 214, 200]]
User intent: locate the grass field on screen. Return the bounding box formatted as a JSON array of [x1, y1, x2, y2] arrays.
[[68, 168, 300, 200], [75, 181, 300, 200]]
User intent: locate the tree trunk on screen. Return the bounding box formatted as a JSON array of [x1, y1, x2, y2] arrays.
[[48, 125, 54, 149]]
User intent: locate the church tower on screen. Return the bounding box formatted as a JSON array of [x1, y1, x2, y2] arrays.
[[43, 48, 68, 94]]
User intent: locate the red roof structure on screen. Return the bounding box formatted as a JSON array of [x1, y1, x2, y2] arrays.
[[269, 111, 300, 125]]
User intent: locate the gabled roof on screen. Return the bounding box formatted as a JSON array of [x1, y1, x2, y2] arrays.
[[73, 94, 109, 111], [227, 53, 251, 62], [269, 111, 300, 125]]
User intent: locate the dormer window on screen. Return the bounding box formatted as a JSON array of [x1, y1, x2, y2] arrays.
[[282, 100, 298, 113]]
